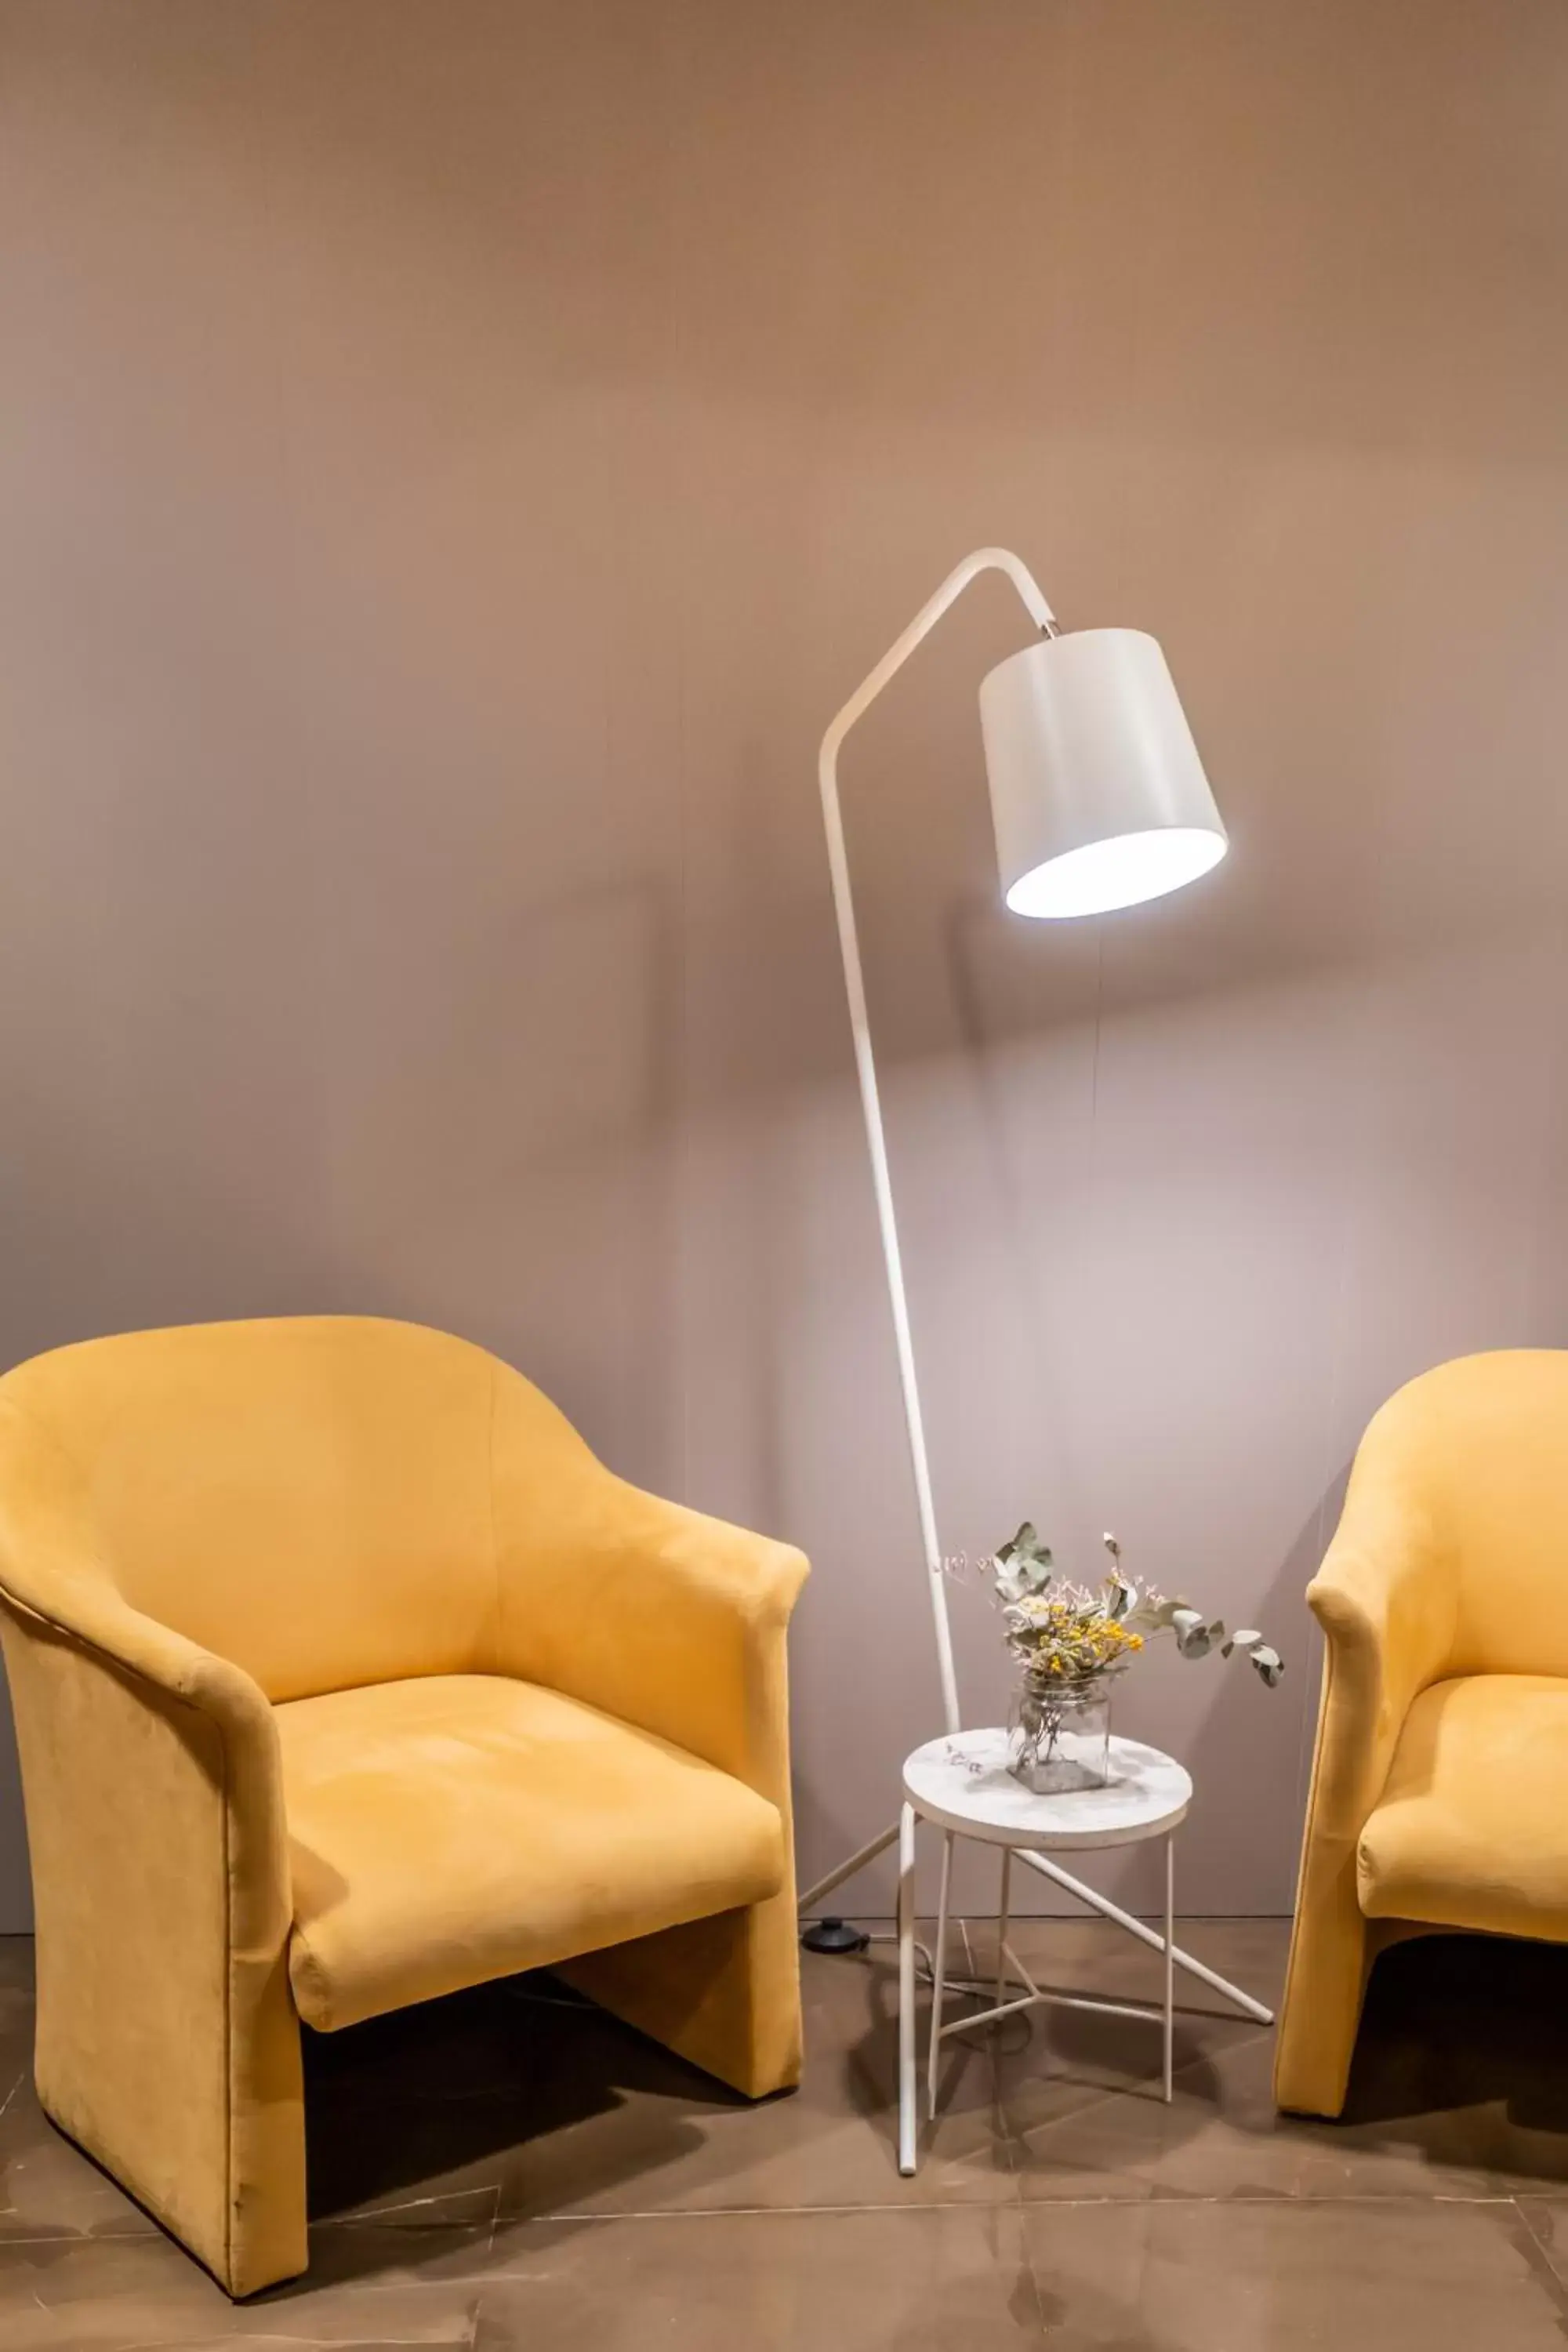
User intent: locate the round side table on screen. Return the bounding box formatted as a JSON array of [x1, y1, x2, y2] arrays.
[[896, 1727, 1228, 2176]]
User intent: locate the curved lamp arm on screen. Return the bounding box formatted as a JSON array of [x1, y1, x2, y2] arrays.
[[818, 548, 1056, 1737]]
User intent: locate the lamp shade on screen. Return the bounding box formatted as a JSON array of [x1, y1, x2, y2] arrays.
[[978, 628, 1226, 919]]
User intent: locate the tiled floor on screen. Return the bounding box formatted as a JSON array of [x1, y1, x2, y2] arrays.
[[6, 1919, 1568, 2344]]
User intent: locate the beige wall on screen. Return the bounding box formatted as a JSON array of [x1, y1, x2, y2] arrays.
[[2, 0, 1566, 1928]]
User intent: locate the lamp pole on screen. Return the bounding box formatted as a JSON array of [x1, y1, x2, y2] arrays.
[[816, 549, 1059, 1748]]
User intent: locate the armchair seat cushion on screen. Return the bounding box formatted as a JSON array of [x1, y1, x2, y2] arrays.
[[277, 1674, 785, 2032], [1357, 1674, 1568, 1942]]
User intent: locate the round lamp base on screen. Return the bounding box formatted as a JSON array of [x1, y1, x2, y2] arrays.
[[800, 1915, 870, 1955]]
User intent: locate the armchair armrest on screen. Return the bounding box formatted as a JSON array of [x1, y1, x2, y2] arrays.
[[0, 1402, 291, 1929], [1274, 1403, 1458, 2116], [492, 1441, 808, 1798], [487, 1369, 811, 2100], [1304, 1450, 1458, 1845], [0, 1576, 291, 1936], [0, 1400, 303, 2293]]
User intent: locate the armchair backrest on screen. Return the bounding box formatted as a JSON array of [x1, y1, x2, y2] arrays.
[[0, 1316, 588, 1703], [1365, 1348, 1568, 1679]]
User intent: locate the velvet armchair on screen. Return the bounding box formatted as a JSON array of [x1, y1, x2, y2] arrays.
[[0, 1316, 808, 2295], [1275, 1348, 1568, 2118]]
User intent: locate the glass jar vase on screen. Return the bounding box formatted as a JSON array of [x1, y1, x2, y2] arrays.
[[1007, 1671, 1115, 1795]]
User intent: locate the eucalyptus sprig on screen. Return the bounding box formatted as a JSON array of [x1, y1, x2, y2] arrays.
[[991, 1526, 1283, 1689]]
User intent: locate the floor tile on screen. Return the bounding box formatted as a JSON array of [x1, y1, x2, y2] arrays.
[[0, 1939, 34, 2107], [956, 1916, 1568, 2201], [1006, 2025, 1515, 2201], [0, 2227, 485, 2347], [1021, 2196, 1566, 2349], [478, 2207, 1045, 2348], [0, 2076, 158, 2241], [1515, 2198, 1568, 2288], [292, 2212, 499, 2292], [493, 1936, 1014, 2218], [975, 1913, 1289, 2016]]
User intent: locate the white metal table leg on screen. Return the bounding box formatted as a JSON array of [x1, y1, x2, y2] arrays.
[[1014, 1845, 1273, 2024], [898, 1730, 1243, 2149], [897, 1801, 918, 2175], [927, 1831, 953, 2118], [1163, 1836, 1175, 2103]]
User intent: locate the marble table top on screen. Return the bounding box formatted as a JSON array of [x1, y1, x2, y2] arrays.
[[902, 1727, 1192, 1850]]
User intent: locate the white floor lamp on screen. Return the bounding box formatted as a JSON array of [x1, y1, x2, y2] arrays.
[[799, 546, 1271, 2030]]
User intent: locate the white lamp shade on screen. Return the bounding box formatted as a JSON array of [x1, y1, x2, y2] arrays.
[[978, 628, 1227, 919]]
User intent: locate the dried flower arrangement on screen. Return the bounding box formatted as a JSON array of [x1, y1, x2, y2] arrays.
[[989, 1524, 1283, 1792], [993, 1524, 1284, 1690]]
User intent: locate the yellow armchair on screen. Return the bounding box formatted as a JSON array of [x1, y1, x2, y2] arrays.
[[0, 1316, 808, 2296], [1275, 1348, 1568, 2118]]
